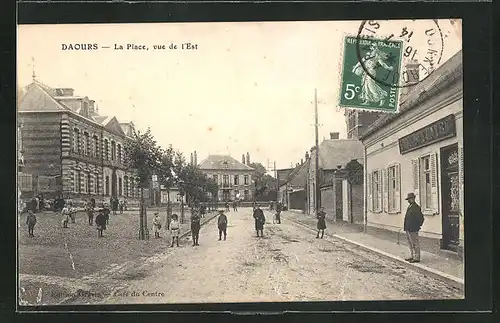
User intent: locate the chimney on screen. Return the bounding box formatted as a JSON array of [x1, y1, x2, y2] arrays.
[[190, 153, 193, 165], [305, 152, 310, 160], [301, 158, 304, 165], [402, 60, 420, 97], [88, 100, 96, 114], [194, 151, 197, 165], [55, 88, 74, 97], [242, 154, 245, 164], [246, 152, 250, 165], [329, 132, 340, 140]]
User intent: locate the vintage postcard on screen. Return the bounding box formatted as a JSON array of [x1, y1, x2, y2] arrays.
[[17, 19, 463, 307]]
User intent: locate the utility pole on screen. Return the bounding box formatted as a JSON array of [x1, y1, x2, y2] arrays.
[[274, 161, 277, 202], [314, 89, 321, 213]]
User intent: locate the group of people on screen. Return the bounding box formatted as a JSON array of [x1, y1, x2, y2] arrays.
[[109, 197, 127, 215]]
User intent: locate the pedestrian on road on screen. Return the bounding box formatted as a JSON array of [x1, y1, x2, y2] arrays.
[[253, 204, 266, 237], [316, 207, 327, 239], [232, 200, 238, 212], [119, 201, 124, 214], [225, 202, 230, 212], [403, 192, 425, 263], [191, 210, 201, 246], [95, 209, 106, 237], [217, 209, 228, 241], [200, 203, 206, 218], [86, 200, 94, 226], [170, 214, 180, 247], [153, 212, 162, 238], [112, 197, 119, 215], [26, 209, 37, 237], [103, 203, 111, 225], [276, 202, 282, 224], [61, 202, 73, 228]]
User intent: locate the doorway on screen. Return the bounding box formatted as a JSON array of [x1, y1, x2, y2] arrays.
[[111, 169, 117, 197], [440, 143, 460, 251]]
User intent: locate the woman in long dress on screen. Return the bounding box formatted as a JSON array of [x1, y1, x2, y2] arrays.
[[352, 43, 394, 106], [316, 207, 327, 239]]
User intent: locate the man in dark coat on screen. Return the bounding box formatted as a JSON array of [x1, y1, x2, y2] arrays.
[[275, 202, 282, 224], [253, 205, 266, 237], [403, 192, 425, 263]]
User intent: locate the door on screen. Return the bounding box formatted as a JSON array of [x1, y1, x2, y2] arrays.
[[342, 180, 349, 222], [440, 143, 460, 250], [223, 189, 230, 201]]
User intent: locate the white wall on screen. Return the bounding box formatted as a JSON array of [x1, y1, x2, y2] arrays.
[[365, 94, 463, 240]]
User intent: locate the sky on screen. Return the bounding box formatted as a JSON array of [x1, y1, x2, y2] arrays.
[[17, 20, 461, 171]]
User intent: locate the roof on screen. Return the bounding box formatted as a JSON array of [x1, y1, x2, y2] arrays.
[[18, 79, 133, 137], [360, 50, 463, 140], [198, 155, 254, 171], [280, 160, 309, 188], [315, 139, 364, 170]]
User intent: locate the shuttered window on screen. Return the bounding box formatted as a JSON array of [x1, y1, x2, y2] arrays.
[[413, 153, 439, 214], [367, 171, 372, 212], [372, 170, 382, 212]]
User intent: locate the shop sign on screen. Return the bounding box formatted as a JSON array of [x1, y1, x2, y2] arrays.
[[399, 114, 456, 154]]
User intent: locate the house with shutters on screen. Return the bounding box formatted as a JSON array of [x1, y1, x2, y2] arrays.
[[360, 50, 463, 254], [18, 78, 141, 207]]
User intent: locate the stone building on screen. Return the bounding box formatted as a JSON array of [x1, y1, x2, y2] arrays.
[[18, 78, 140, 206], [198, 154, 254, 202], [307, 132, 364, 218], [360, 50, 463, 253], [345, 109, 382, 140]]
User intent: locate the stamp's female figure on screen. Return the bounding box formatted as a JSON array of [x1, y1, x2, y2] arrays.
[[352, 43, 394, 106]]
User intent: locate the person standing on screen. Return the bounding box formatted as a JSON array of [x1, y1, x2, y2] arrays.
[[95, 209, 106, 237], [103, 203, 111, 225], [217, 209, 228, 241], [61, 202, 72, 228], [253, 204, 265, 237], [200, 203, 206, 218], [403, 193, 425, 263], [153, 212, 162, 238], [316, 207, 327, 239], [225, 202, 230, 212], [170, 214, 180, 247], [119, 200, 124, 214], [26, 209, 37, 237], [191, 210, 201, 246], [85, 199, 94, 226]]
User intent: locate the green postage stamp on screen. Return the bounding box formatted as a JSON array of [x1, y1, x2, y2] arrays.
[[339, 36, 404, 113]]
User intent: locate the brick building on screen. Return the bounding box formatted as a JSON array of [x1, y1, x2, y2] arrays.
[[198, 153, 254, 202], [18, 79, 140, 207]]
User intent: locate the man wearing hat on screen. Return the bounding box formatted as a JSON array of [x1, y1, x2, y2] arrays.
[[403, 192, 425, 263], [253, 204, 266, 237]]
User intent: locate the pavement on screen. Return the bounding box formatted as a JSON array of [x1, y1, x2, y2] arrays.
[[280, 210, 464, 288], [68, 207, 462, 305]]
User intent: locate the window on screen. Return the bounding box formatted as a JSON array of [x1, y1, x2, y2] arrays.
[[421, 156, 432, 210], [234, 175, 239, 185], [412, 154, 439, 214], [111, 141, 116, 161], [93, 135, 99, 158], [223, 175, 229, 186], [95, 174, 99, 195], [124, 176, 128, 197], [244, 175, 249, 185], [119, 178, 123, 196], [73, 171, 78, 193], [130, 180, 134, 198], [387, 165, 401, 213], [83, 132, 90, 155], [73, 128, 80, 153], [213, 174, 218, 183], [105, 175, 110, 196], [372, 170, 381, 212], [104, 139, 109, 160], [244, 189, 249, 201], [117, 144, 122, 164], [87, 173, 91, 194]]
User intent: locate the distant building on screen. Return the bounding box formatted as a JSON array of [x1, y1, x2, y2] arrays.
[[345, 110, 382, 140], [18, 78, 140, 206], [198, 154, 254, 201], [307, 132, 364, 219], [360, 50, 463, 253], [278, 158, 309, 212]]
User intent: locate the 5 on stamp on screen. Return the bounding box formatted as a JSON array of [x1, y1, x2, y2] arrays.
[[339, 35, 403, 113]]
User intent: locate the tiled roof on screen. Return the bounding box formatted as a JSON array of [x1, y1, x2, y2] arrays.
[[198, 154, 254, 171], [315, 139, 364, 170], [360, 50, 463, 140], [280, 160, 309, 188]]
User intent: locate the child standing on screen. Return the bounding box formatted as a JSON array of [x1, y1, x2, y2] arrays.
[[26, 209, 37, 237], [316, 207, 327, 239], [95, 209, 106, 237], [153, 212, 162, 238], [217, 209, 228, 241], [170, 214, 180, 247], [61, 202, 72, 228]]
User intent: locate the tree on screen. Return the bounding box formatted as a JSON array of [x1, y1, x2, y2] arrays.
[[249, 162, 278, 201], [123, 128, 162, 240]]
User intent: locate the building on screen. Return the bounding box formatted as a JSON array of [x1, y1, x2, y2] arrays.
[[360, 50, 463, 253], [198, 154, 254, 201], [345, 110, 382, 140], [18, 78, 140, 206], [307, 132, 364, 217], [278, 159, 310, 212]]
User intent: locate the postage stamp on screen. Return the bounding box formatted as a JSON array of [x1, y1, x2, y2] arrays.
[[339, 35, 404, 113]]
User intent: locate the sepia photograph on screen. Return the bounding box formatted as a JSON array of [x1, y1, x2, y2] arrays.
[[16, 19, 464, 306]]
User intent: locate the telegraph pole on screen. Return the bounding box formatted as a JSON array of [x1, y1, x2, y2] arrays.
[[314, 89, 321, 213]]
